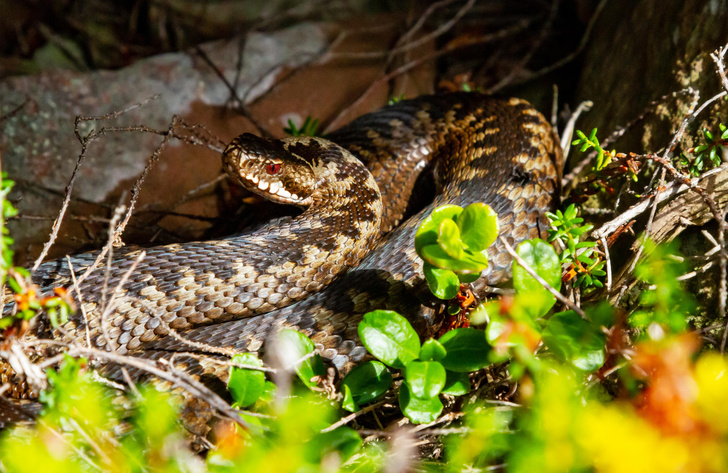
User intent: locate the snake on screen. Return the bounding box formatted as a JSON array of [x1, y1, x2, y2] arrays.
[[0, 92, 563, 429]]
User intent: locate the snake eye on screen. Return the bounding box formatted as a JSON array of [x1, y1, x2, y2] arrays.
[[266, 163, 282, 175]]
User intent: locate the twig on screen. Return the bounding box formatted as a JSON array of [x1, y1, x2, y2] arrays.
[[600, 236, 612, 292], [325, 0, 476, 61], [100, 204, 126, 321], [193, 45, 272, 138], [710, 42, 728, 352], [504, 0, 607, 88], [0, 99, 29, 124], [162, 351, 275, 373], [501, 238, 587, 318], [487, 0, 560, 93], [559, 100, 593, 168], [99, 250, 147, 353], [66, 255, 91, 348], [114, 117, 180, 242], [41, 420, 103, 471], [323, 19, 532, 133], [30, 139, 85, 271], [23, 339, 250, 429], [397, 0, 458, 46], [67, 417, 114, 465], [411, 411, 465, 432], [320, 401, 386, 433], [591, 164, 727, 239], [711, 42, 728, 93], [625, 89, 700, 280], [30, 96, 161, 272]]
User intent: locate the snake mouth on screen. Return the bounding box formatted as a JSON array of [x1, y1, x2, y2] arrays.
[[245, 171, 300, 201]]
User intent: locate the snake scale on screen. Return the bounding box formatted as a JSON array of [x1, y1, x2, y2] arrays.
[[1, 93, 563, 428]]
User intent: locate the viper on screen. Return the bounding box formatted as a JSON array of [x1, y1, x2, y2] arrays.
[[0, 92, 563, 427]]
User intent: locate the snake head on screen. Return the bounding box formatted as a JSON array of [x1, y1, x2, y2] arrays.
[[222, 133, 316, 205]]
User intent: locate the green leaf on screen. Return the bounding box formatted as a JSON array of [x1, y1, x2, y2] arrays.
[[542, 311, 606, 372], [415, 205, 463, 254], [588, 302, 615, 328], [513, 239, 561, 318], [341, 384, 358, 412], [437, 219, 464, 259], [419, 339, 447, 361], [457, 272, 480, 283], [399, 382, 443, 424], [404, 361, 446, 399], [441, 371, 470, 396], [564, 204, 577, 221], [228, 353, 266, 408], [421, 244, 488, 273], [438, 328, 491, 372], [423, 263, 460, 300], [307, 427, 362, 463], [457, 203, 499, 251], [340, 361, 392, 412], [359, 310, 420, 369], [277, 329, 325, 389]]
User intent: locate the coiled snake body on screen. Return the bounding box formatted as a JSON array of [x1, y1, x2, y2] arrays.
[[1, 93, 562, 425]]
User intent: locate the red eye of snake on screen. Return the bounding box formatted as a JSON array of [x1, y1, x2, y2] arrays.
[[266, 163, 281, 175]]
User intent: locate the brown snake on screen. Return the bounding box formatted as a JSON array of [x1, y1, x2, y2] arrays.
[[1, 93, 562, 427]]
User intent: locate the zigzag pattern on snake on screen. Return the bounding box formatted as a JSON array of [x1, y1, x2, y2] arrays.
[[1, 93, 563, 424]]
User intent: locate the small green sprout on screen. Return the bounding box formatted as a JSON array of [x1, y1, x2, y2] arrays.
[[388, 94, 406, 105], [572, 128, 616, 171], [679, 123, 728, 176], [283, 116, 320, 137], [547, 204, 606, 289]]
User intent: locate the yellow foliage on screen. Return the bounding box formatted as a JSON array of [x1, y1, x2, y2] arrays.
[[695, 353, 728, 434]]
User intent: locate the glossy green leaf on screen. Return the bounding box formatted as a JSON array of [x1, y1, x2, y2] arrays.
[[415, 205, 463, 254], [439, 328, 491, 372], [457, 272, 480, 283], [228, 353, 266, 408], [457, 203, 499, 251], [359, 310, 420, 368], [341, 384, 358, 412], [542, 311, 606, 372], [513, 239, 561, 318], [278, 329, 325, 389], [419, 339, 447, 361], [437, 219, 464, 259], [423, 263, 460, 300], [421, 245, 489, 273], [399, 382, 443, 424], [340, 361, 392, 412], [307, 427, 362, 463], [404, 361, 446, 399], [441, 371, 471, 396]]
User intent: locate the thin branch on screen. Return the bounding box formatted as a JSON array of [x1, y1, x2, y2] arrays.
[[66, 255, 91, 348], [600, 236, 612, 292], [320, 401, 386, 433], [323, 0, 476, 61], [23, 339, 250, 429], [99, 250, 147, 353], [592, 164, 727, 239], [323, 19, 532, 133], [193, 45, 272, 138]]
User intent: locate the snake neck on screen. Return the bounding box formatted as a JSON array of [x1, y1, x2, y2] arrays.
[[4, 136, 385, 358]]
